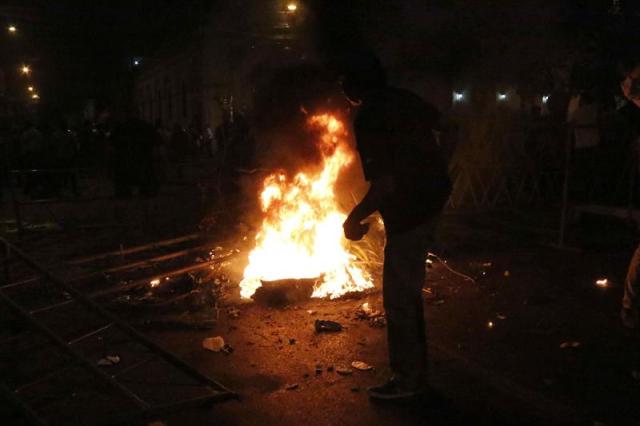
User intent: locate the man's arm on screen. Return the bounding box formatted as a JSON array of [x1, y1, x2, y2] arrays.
[[343, 175, 394, 240]]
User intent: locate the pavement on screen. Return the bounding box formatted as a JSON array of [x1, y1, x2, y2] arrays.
[[2, 202, 640, 425]]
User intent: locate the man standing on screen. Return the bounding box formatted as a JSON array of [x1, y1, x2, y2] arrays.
[[341, 52, 451, 400]]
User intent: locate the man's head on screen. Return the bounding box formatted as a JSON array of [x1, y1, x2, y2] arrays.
[[341, 50, 387, 104]]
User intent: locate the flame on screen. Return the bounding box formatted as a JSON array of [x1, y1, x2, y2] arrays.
[[240, 113, 373, 299]]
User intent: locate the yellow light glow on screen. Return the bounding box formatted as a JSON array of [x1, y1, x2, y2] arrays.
[[287, 3, 298, 11], [595, 278, 608, 288], [8, 25, 17, 33], [21, 65, 31, 75], [31, 93, 39, 100], [150, 279, 160, 287], [27, 86, 34, 92]]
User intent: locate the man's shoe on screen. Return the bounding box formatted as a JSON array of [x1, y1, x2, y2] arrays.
[[367, 378, 420, 400]]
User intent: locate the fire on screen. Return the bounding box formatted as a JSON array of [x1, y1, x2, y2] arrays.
[[240, 113, 374, 299]]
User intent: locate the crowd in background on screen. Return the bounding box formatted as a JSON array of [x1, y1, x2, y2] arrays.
[[0, 107, 255, 204]]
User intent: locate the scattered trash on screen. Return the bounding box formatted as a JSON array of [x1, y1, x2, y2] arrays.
[[559, 341, 581, 349], [336, 367, 353, 376], [369, 316, 386, 328], [315, 319, 343, 333], [356, 302, 382, 318], [422, 287, 438, 301], [97, 355, 121, 366], [503, 270, 510, 278], [355, 303, 386, 328], [202, 336, 225, 352], [285, 383, 299, 391], [227, 307, 240, 319], [351, 361, 373, 371]]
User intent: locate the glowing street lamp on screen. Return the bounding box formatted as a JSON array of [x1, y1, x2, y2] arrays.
[[31, 93, 40, 100], [21, 65, 31, 75], [453, 91, 465, 103], [497, 92, 508, 101], [542, 94, 550, 104], [287, 2, 298, 12], [8, 25, 17, 34], [27, 86, 34, 92]]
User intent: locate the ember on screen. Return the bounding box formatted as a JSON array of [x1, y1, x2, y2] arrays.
[[240, 113, 374, 299]]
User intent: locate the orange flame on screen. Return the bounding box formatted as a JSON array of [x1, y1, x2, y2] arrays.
[[240, 113, 373, 299]]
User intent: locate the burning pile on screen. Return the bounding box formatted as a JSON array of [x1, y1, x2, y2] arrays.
[[240, 113, 374, 300]]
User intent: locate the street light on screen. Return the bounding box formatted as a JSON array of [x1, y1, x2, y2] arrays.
[[31, 93, 40, 100], [21, 65, 31, 75], [287, 2, 298, 12], [28, 86, 34, 92], [8, 25, 17, 34]]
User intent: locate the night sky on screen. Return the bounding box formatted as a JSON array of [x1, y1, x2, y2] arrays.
[[2, 0, 639, 112]]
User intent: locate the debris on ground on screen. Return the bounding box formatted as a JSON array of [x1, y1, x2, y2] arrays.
[[369, 316, 386, 328], [285, 383, 299, 391], [202, 336, 225, 352], [355, 302, 381, 319], [422, 288, 438, 301], [315, 364, 323, 375], [351, 361, 373, 371], [355, 303, 386, 328], [227, 307, 240, 319], [97, 355, 121, 366], [307, 310, 317, 315], [314, 319, 343, 333], [559, 341, 581, 349], [336, 367, 353, 376]]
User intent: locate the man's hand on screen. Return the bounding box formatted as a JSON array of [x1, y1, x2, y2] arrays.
[[343, 216, 369, 241]]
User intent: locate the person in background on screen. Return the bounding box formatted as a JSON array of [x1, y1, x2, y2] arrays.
[[110, 107, 157, 198], [341, 51, 451, 400], [620, 59, 640, 330]]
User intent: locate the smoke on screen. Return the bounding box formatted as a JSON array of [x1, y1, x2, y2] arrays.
[[251, 62, 349, 173]]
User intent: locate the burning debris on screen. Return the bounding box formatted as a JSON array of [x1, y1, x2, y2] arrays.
[[239, 113, 374, 300]]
